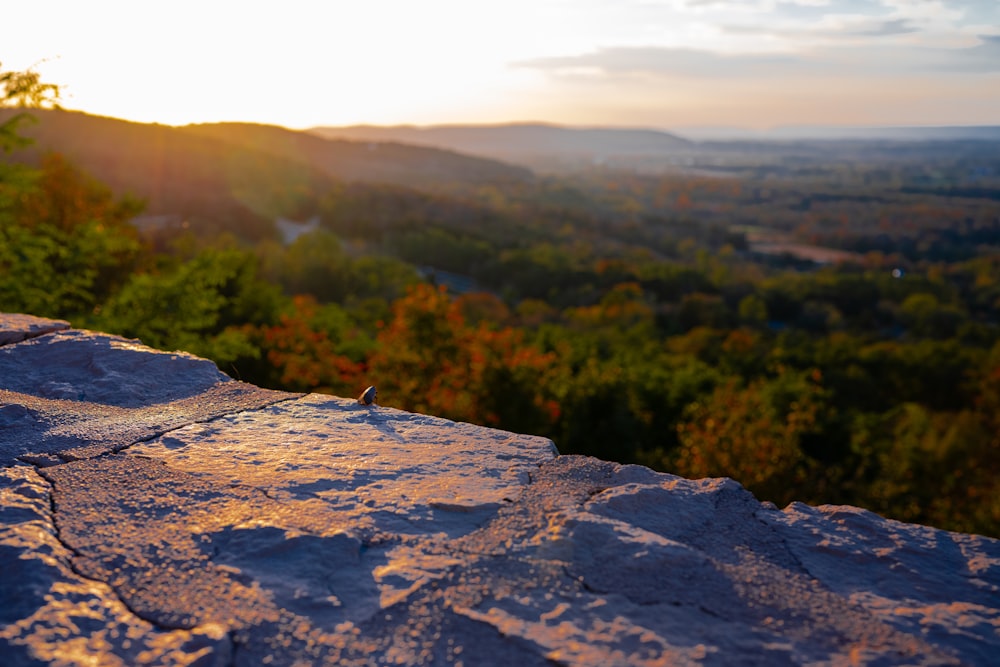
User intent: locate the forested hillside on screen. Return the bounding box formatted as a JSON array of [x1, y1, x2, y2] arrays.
[[3, 92, 1000, 537], [185, 121, 532, 187], [0, 109, 531, 240]]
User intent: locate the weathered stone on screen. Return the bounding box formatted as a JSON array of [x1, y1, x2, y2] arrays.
[[1, 319, 998, 666], [0, 329, 296, 463], [0, 313, 70, 346]]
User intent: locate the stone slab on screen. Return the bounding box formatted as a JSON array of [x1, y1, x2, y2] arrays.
[[0, 329, 296, 464], [0, 313, 70, 346]]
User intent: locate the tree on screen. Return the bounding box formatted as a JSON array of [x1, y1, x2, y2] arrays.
[[96, 248, 283, 366], [236, 295, 367, 395], [898, 292, 965, 339], [278, 230, 352, 302], [1, 154, 146, 318], [738, 294, 768, 326], [672, 370, 826, 507], [1, 61, 60, 152], [367, 284, 559, 434]]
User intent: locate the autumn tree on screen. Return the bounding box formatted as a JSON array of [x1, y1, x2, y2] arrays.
[[235, 295, 367, 395], [672, 369, 827, 507], [1, 154, 146, 317], [367, 284, 559, 434]]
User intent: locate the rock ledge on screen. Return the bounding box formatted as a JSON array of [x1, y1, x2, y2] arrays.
[[1, 314, 998, 666]]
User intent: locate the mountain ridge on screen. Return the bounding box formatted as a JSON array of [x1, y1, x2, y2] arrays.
[[0, 109, 533, 240], [309, 122, 695, 168], [182, 120, 533, 186]]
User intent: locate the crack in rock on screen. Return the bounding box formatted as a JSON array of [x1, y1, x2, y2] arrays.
[[36, 467, 191, 631], [0, 314, 70, 347], [0, 383, 299, 465], [0, 464, 232, 666]]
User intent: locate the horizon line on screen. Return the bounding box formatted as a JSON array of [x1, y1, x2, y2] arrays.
[[14, 107, 1000, 137]]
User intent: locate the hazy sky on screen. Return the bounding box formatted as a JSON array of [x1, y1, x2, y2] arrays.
[[5, 0, 999, 130]]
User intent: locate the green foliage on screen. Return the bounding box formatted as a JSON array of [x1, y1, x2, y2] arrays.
[[1, 61, 60, 152], [279, 230, 352, 301], [1, 154, 145, 318], [898, 293, 965, 339], [259, 230, 418, 304], [0, 219, 141, 317], [95, 248, 283, 365], [672, 369, 828, 507], [389, 227, 493, 274], [738, 294, 768, 325]]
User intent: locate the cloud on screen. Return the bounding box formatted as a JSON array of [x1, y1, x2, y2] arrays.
[[680, 0, 893, 20], [515, 47, 813, 80], [720, 14, 919, 41], [940, 33, 1000, 71], [938, 0, 1000, 24], [720, 17, 917, 40], [772, 0, 893, 20], [513, 0, 1000, 127], [846, 18, 919, 35], [516, 30, 1000, 83]]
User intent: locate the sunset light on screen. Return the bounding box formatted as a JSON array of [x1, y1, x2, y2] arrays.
[[4, 2, 1000, 665], [6, 0, 999, 130]]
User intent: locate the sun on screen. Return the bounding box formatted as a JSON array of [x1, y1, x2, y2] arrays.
[[6, 1, 556, 128]]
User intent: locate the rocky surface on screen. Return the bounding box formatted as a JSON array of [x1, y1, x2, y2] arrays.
[[0, 313, 69, 346], [1, 314, 999, 666]]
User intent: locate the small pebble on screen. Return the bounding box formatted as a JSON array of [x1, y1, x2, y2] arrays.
[[358, 386, 377, 406]]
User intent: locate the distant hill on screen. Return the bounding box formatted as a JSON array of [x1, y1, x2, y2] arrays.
[[309, 123, 695, 169], [0, 109, 328, 239], [182, 122, 533, 187], [680, 125, 1000, 141], [0, 110, 533, 239]]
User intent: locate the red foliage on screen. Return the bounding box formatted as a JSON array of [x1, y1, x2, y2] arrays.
[[248, 295, 364, 395], [367, 284, 558, 432]]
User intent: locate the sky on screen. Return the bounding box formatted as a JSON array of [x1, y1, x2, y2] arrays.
[[4, 0, 999, 131]]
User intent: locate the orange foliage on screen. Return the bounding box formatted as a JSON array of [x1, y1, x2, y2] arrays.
[[673, 373, 823, 506], [249, 295, 364, 395], [368, 284, 559, 431], [566, 283, 653, 329], [15, 153, 141, 233]]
